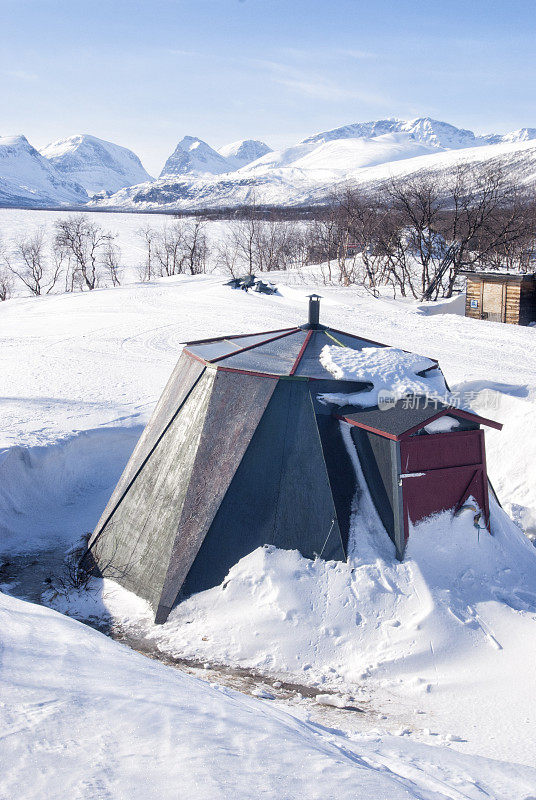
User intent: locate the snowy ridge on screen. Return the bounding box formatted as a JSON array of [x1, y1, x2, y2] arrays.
[[160, 136, 232, 177], [217, 138, 272, 169], [40, 134, 153, 196], [303, 116, 481, 149], [95, 132, 536, 211], [3, 117, 536, 208], [0, 135, 87, 207]]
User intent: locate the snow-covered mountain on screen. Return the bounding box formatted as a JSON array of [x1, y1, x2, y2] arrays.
[[3, 118, 536, 211], [303, 117, 481, 150], [217, 139, 272, 170], [160, 136, 231, 177], [0, 135, 88, 207], [94, 130, 536, 212], [239, 131, 439, 175], [483, 127, 536, 145], [39, 134, 152, 196]]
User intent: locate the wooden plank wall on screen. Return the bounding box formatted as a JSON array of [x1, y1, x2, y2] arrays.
[[464, 276, 535, 325], [465, 278, 483, 319], [505, 281, 521, 324]]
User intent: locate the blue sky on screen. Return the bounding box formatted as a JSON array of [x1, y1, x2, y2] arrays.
[[1, 0, 535, 175]]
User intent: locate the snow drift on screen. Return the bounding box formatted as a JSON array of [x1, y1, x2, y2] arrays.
[[4, 588, 535, 799]]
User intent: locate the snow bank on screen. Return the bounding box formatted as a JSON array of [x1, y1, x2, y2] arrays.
[[54, 497, 536, 765], [4, 591, 534, 800], [0, 427, 139, 556]]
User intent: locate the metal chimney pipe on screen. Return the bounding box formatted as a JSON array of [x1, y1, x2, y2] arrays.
[[308, 294, 321, 327]]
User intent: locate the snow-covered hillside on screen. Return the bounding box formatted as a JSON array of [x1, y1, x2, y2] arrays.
[[94, 134, 536, 211], [4, 590, 534, 800], [0, 135, 87, 207], [90, 116, 536, 211], [303, 116, 482, 149], [40, 134, 152, 196]]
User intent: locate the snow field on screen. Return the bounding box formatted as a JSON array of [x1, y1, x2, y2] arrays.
[[4, 589, 536, 800], [2, 210, 536, 794]]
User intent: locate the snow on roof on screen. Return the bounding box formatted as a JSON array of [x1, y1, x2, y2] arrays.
[[319, 345, 446, 407]]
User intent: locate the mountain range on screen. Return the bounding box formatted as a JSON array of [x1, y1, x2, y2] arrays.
[[1, 118, 536, 210]]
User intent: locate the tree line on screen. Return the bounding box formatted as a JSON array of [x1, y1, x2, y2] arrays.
[[1, 162, 535, 302], [308, 163, 536, 300]]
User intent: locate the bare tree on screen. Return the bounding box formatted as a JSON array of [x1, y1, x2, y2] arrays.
[[54, 215, 116, 291], [153, 222, 185, 276], [6, 228, 62, 296], [102, 241, 123, 286], [215, 229, 241, 277], [327, 164, 536, 300], [0, 261, 13, 300], [137, 224, 157, 281], [232, 216, 259, 275], [182, 218, 209, 274]]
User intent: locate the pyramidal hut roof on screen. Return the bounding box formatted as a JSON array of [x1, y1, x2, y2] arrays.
[[183, 325, 390, 380]]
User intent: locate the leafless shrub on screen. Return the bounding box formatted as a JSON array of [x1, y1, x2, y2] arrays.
[[0, 239, 13, 300], [5, 228, 62, 296], [102, 241, 123, 287], [324, 163, 536, 300], [137, 224, 157, 280], [54, 215, 120, 291]]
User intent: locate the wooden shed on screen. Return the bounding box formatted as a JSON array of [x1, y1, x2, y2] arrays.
[[461, 270, 536, 325], [335, 398, 502, 558]]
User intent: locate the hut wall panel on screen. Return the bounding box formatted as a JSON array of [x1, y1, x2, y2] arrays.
[[400, 429, 484, 473], [505, 282, 521, 325], [350, 427, 396, 541], [157, 371, 277, 618], [88, 370, 217, 611], [180, 381, 345, 601], [311, 379, 367, 550], [89, 351, 205, 545], [519, 280, 536, 325]]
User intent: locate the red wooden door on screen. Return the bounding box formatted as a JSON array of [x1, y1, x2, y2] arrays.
[[399, 429, 489, 541]]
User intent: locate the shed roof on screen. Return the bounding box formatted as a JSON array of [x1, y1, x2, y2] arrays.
[[460, 270, 536, 283], [184, 326, 389, 379], [335, 397, 502, 440]]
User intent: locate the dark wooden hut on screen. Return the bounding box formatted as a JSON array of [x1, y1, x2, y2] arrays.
[[461, 270, 536, 325], [85, 298, 501, 623]]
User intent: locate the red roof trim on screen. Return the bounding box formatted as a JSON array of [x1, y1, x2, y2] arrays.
[[334, 414, 399, 440], [184, 349, 207, 365], [289, 329, 313, 376], [449, 407, 502, 431], [336, 405, 502, 441], [208, 328, 301, 364]]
